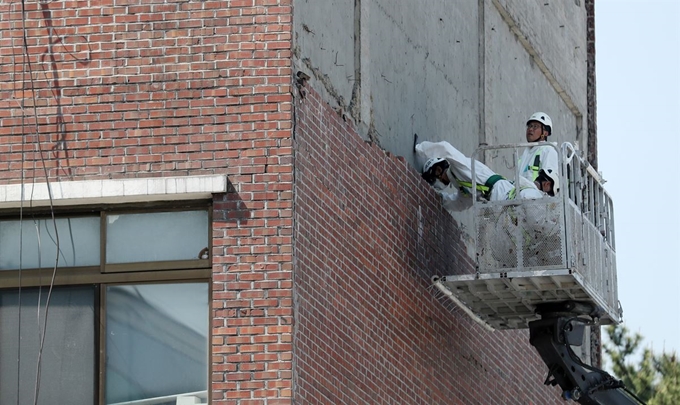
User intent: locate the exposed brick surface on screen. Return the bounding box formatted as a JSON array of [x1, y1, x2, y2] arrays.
[[586, 0, 602, 357], [293, 87, 564, 404], [0, 1, 293, 404], [586, 0, 598, 170], [0, 0, 292, 182]]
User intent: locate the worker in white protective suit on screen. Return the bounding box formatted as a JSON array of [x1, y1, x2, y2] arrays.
[[519, 112, 560, 196], [515, 112, 563, 266], [415, 140, 545, 212], [416, 139, 562, 268]]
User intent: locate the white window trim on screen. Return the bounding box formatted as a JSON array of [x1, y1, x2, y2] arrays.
[[0, 175, 227, 209]]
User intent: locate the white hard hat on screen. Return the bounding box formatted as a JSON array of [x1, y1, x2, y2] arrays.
[[540, 168, 560, 195], [422, 157, 449, 184], [527, 112, 552, 135], [423, 157, 447, 174]]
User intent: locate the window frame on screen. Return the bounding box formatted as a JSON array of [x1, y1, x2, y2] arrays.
[[0, 201, 213, 405], [0, 201, 213, 286]]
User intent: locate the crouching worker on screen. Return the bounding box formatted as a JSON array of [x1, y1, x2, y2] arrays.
[[416, 140, 549, 212], [534, 168, 560, 197]]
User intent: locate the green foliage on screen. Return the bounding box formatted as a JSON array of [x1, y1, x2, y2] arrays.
[[604, 325, 680, 405]]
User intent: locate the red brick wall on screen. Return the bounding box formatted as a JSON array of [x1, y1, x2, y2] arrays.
[[586, 0, 598, 171], [293, 86, 564, 404], [0, 1, 294, 404], [0, 0, 292, 182], [585, 0, 603, 369]]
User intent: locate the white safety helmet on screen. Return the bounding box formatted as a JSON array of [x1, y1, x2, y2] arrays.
[[422, 157, 449, 184], [539, 168, 560, 196], [527, 112, 552, 135], [423, 157, 446, 174]]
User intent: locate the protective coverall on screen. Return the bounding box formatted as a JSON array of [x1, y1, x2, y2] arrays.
[[518, 143, 559, 184], [417, 140, 562, 268], [415, 140, 543, 212]]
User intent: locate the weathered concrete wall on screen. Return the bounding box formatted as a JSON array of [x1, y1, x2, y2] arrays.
[[294, 0, 356, 110], [294, 0, 482, 159], [486, 0, 588, 148], [365, 0, 482, 158], [294, 0, 589, 163]]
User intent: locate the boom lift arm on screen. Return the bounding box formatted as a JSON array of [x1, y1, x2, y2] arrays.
[[529, 302, 645, 405]]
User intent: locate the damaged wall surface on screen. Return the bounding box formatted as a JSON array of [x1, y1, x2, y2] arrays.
[[293, 0, 595, 403], [294, 0, 589, 161], [294, 87, 564, 404]]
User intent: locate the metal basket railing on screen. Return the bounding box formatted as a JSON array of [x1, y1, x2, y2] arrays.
[[469, 142, 620, 323]]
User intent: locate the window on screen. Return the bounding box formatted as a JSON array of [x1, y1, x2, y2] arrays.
[[105, 210, 210, 270], [0, 205, 211, 405], [0, 286, 96, 404], [106, 283, 208, 404], [0, 216, 101, 270]]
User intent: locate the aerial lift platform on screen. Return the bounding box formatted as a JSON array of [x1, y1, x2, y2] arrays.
[[431, 143, 642, 404], [433, 142, 620, 330]]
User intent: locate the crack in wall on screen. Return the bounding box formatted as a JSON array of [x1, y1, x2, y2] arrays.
[[297, 0, 375, 144], [347, 0, 363, 127], [300, 57, 348, 111]]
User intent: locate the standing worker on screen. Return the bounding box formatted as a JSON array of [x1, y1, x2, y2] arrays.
[[519, 112, 560, 196]]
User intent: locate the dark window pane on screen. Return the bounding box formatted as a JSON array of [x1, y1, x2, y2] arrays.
[[0, 286, 95, 405]]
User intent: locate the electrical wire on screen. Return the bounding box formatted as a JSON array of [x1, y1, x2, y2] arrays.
[[12, 0, 26, 402], [11, 0, 32, 402], [17, 0, 62, 404]]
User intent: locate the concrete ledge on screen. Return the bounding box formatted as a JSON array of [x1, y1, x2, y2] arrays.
[[0, 175, 228, 209]]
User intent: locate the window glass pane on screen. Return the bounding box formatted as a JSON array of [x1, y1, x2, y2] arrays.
[[0, 286, 95, 405], [106, 283, 208, 404], [106, 211, 209, 264], [0, 217, 100, 270]]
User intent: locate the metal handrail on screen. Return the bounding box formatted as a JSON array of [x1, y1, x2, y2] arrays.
[[438, 141, 620, 326], [560, 142, 615, 250], [469, 142, 615, 250]]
